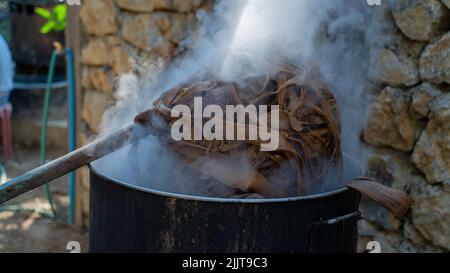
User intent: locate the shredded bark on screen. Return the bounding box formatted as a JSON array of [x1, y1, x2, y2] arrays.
[[137, 63, 343, 198]]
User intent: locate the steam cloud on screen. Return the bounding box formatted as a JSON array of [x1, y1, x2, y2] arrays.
[[93, 0, 390, 196]]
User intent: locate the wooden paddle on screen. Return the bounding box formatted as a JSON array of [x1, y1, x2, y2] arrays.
[[0, 109, 280, 203], [0, 110, 413, 220]]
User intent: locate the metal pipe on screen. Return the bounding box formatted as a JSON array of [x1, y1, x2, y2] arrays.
[[65, 48, 76, 225], [41, 51, 58, 219], [40, 46, 77, 224]]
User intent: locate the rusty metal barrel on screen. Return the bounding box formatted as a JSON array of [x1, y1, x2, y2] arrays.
[[88, 155, 362, 253]]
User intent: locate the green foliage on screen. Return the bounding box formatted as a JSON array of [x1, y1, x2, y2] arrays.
[[35, 4, 67, 34]]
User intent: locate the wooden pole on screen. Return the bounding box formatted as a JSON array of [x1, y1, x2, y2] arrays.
[[0, 124, 138, 205], [65, 4, 83, 225]]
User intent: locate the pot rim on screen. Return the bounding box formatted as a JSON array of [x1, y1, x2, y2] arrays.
[[88, 152, 361, 203]]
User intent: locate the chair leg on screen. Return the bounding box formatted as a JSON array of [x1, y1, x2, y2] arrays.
[[1, 108, 8, 160], [4, 105, 12, 159]]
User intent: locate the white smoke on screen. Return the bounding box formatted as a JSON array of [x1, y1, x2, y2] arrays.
[[94, 0, 390, 196]]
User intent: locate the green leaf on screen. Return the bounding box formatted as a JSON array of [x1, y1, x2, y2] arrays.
[[54, 4, 67, 22], [54, 21, 66, 32], [36, 4, 67, 34], [35, 7, 52, 19], [40, 21, 56, 34]]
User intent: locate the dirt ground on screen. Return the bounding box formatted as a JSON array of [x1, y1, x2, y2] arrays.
[[0, 148, 88, 253]]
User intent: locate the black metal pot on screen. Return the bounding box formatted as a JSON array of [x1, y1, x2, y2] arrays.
[[89, 156, 362, 253]]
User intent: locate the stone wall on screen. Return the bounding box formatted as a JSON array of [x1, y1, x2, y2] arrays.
[[76, 0, 211, 226], [360, 0, 450, 252], [75, 0, 450, 252]]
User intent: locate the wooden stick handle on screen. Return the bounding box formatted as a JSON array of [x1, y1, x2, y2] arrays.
[[347, 177, 413, 219], [0, 124, 140, 205]]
